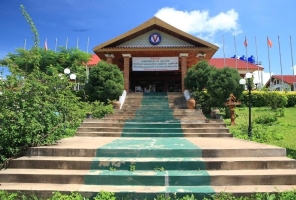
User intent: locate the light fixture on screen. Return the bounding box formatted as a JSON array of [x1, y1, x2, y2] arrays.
[[239, 72, 259, 139], [64, 68, 70, 75]]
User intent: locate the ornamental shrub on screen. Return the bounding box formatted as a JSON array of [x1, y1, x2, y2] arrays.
[[264, 92, 288, 109], [286, 92, 296, 107], [85, 61, 124, 102]]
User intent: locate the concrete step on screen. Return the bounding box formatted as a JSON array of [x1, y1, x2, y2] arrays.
[[80, 121, 226, 128], [79, 122, 226, 128], [1, 183, 296, 199], [76, 127, 229, 133], [25, 137, 286, 158], [104, 114, 205, 118], [1, 169, 296, 186], [8, 156, 296, 170], [103, 116, 206, 120], [75, 132, 232, 137]]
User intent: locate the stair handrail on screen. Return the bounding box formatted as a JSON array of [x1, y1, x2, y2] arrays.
[[119, 90, 127, 109], [184, 89, 191, 100]]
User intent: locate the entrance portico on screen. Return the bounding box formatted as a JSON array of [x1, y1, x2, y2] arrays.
[[93, 17, 218, 93]]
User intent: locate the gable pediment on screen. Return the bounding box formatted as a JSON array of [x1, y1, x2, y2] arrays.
[[93, 17, 218, 51], [118, 29, 195, 47]]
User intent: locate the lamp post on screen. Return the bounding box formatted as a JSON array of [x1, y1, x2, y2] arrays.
[[64, 68, 77, 89], [239, 72, 259, 139]]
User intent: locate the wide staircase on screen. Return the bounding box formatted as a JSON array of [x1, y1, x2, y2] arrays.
[[1, 92, 296, 199]]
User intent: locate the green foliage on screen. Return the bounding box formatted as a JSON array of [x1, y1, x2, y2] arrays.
[[49, 191, 86, 200], [240, 91, 267, 107], [0, 69, 85, 166], [184, 61, 215, 91], [286, 92, 296, 107], [254, 114, 278, 125], [191, 91, 213, 114], [130, 163, 136, 171], [88, 101, 113, 118], [109, 166, 117, 171], [264, 92, 288, 109], [1, 190, 296, 200], [85, 61, 124, 102], [206, 67, 244, 108], [1, 48, 90, 83], [20, 5, 39, 48], [93, 190, 116, 200], [154, 166, 165, 171]]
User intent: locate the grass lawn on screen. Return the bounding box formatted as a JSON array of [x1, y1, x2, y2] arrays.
[[223, 107, 296, 159]]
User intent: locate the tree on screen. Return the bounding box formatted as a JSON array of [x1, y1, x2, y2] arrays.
[[184, 60, 215, 91], [206, 67, 244, 107], [85, 61, 124, 102], [0, 68, 86, 166], [1, 48, 90, 83]]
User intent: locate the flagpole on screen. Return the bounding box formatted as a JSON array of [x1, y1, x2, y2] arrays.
[[87, 37, 90, 53], [76, 37, 79, 49], [44, 38, 48, 50], [66, 38, 68, 50], [255, 36, 260, 89], [234, 35, 237, 70], [278, 36, 283, 91], [223, 35, 226, 67], [24, 39, 26, 50], [290, 35, 295, 91], [244, 36, 249, 72], [267, 36, 272, 91], [55, 38, 57, 52]]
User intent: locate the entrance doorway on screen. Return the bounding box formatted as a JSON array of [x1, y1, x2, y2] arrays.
[[130, 71, 181, 92]]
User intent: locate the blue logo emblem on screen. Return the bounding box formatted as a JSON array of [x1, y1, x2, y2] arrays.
[[149, 33, 161, 45]]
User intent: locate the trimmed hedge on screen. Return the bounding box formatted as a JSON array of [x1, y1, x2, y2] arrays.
[[240, 91, 296, 108]]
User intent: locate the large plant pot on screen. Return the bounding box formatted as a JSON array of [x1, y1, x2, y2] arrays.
[[86, 113, 93, 119], [211, 107, 219, 118], [186, 98, 196, 109], [112, 101, 121, 109]]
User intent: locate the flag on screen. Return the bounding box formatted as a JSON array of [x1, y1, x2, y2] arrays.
[[244, 36, 248, 47], [44, 39, 48, 50], [267, 37, 273, 48]]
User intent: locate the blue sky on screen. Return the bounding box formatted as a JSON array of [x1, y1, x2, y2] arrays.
[[1, 0, 296, 82]]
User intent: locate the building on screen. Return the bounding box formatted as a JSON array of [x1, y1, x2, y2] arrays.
[[265, 75, 296, 91], [92, 17, 218, 93], [90, 17, 263, 93]]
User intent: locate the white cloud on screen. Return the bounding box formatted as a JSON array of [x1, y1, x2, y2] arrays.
[[155, 7, 241, 42], [253, 70, 273, 86]]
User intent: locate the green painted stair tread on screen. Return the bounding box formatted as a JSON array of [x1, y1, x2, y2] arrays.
[[96, 138, 200, 149], [85, 170, 211, 186]]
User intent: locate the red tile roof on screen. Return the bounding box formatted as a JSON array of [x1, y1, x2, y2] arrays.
[[208, 58, 263, 71], [272, 75, 296, 85], [87, 54, 100, 66]]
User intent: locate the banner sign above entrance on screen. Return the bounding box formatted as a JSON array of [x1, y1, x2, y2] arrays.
[[132, 57, 179, 71]]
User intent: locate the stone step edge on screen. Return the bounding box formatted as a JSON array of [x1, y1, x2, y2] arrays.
[[2, 169, 296, 175], [1, 183, 295, 194], [12, 156, 295, 161]]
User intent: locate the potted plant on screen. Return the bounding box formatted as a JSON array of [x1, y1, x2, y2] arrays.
[[112, 99, 121, 109], [215, 110, 223, 119], [186, 97, 196, 109]]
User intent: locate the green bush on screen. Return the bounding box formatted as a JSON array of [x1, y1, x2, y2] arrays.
[[286, 92, 296, 107], [254, 114, 277, 125], [191, 90, 213, 114], [91, 101, 114, 118], [85, 61, 124, 102], [264, 92, 288, 109], [0, 70, 85, 167]]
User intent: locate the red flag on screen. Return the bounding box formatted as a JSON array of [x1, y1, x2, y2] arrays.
[[244, 36, 248, 47], [267, 37, 273, 48], [44, 40, 48, 50]]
